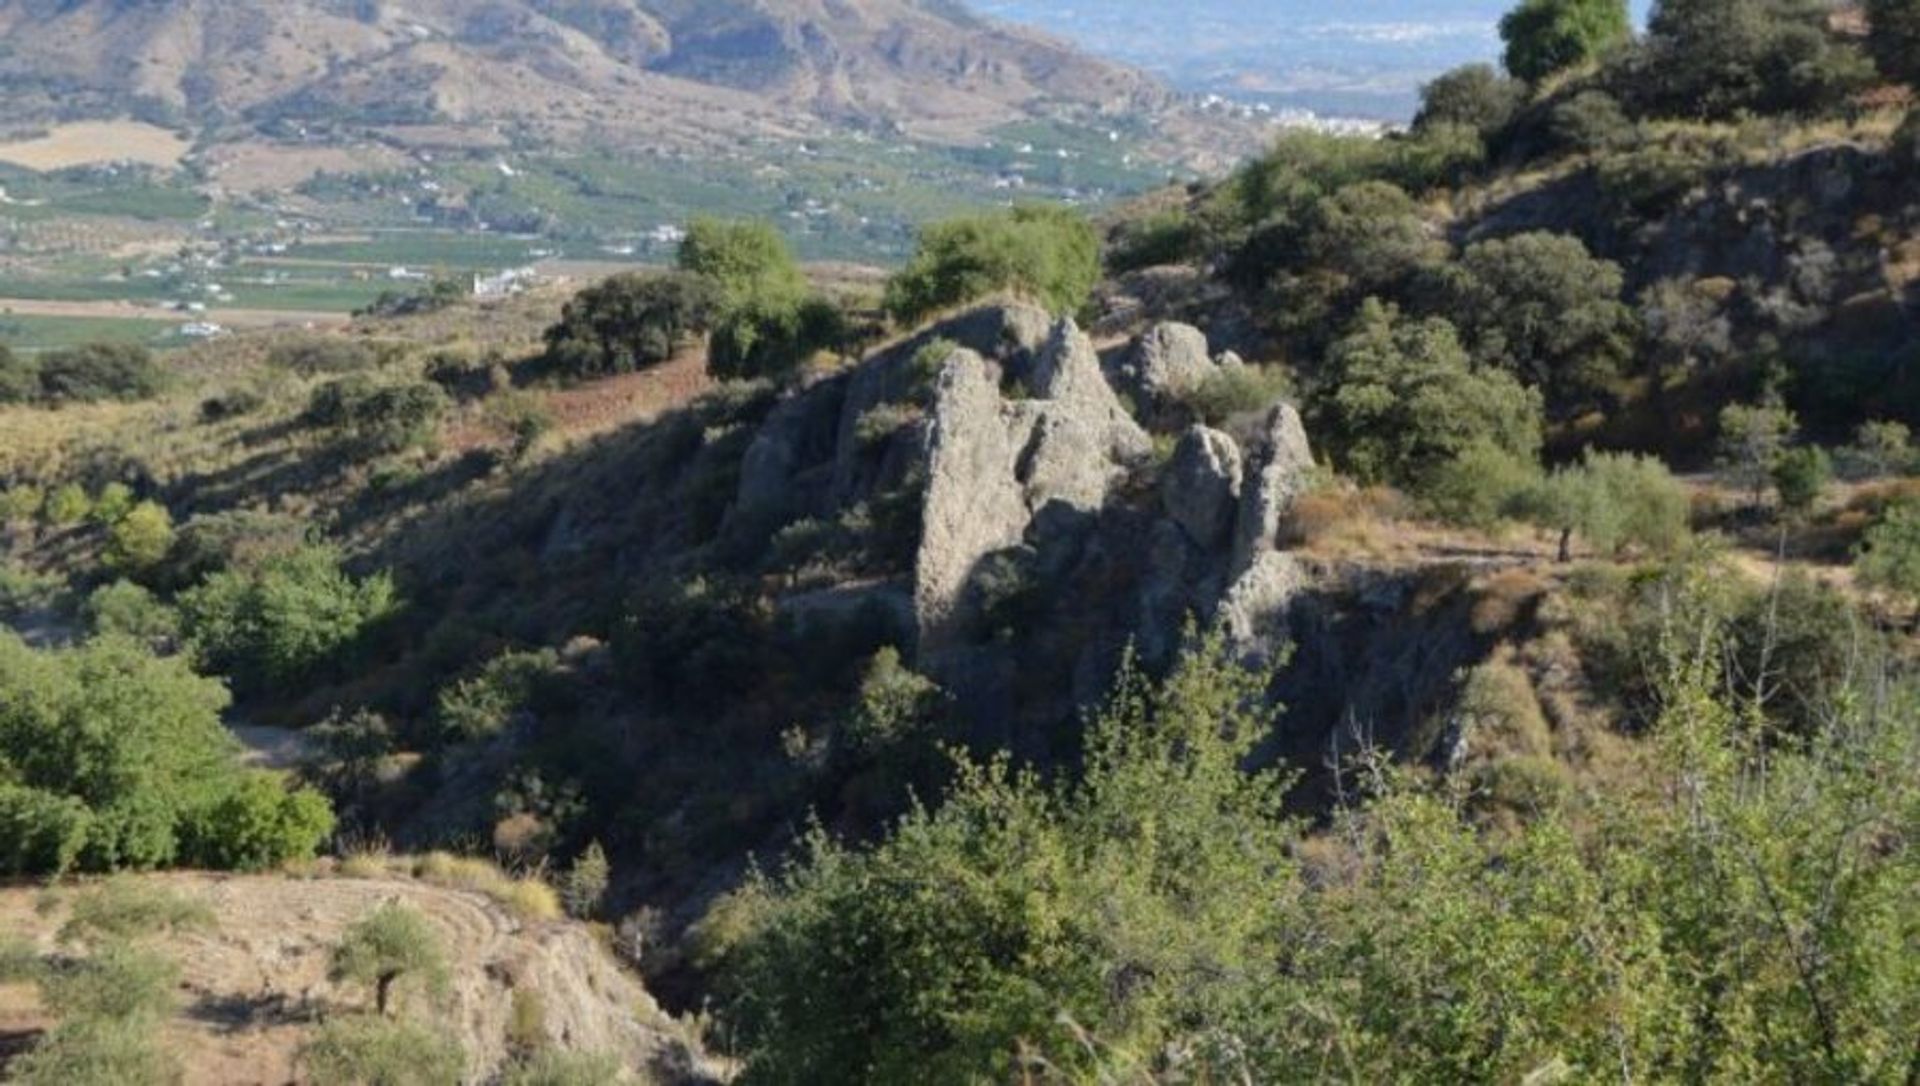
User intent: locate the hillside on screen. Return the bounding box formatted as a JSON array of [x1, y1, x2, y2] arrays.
[[0, 870, 717, 1083], [0, 0, 1191, 152]]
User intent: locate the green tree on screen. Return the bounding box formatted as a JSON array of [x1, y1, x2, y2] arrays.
[[1311, 299, 1544, 489], [712, 632, 1296, 1084], [43, 483, 92, 527], [1502, 0, 1632, 81], [1771, 444, 1832, 515], [33, 343, 165, 404], [883, 206, 1101, 325], [679, 219, 842, 381], [1718, 401, 1799, 505], [1421, 439, 1544, 529], [1421, 231, 1638, 416], [89, 482, 135, 527], [1856, 499, 1920, 614], [1522, 450, 1693, 559], [329, 904, 451, 1017], [84, 580, 178, 644], [179, 544, 398, 694], [1632, 0, 1874, 119], [1866, 0, 1920, 84], [104, 500, 175, 574], [679, 218, 809, 306], [543, 272, 716, 380]]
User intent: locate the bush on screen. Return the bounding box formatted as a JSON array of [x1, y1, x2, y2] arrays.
[[1501, 0, 1632, 82], [884, 206, 1101, 325], [179, 544, 398, 693], [84, 580, 178, 643], [1625, 0, 1873, 119], [43, 483, 92, 526], [300, 1015, 464, 1086], [155, 509, 307, 591], [1855, 499, 1920, 609], [1105, 209, 1202, 273], [1421, 440, 1543, 529], [40, 943, 178, 1023], [543, 272, 716, 380], [561, 841, 610, 921], [0, 785, 93, 876], [434, 648, 563, 743], [1414, 64, 1526, 135], [90, 482, 135, 526], [1178, 362, 1294, 426], [1869, 0, 1920, 84], [330, 904, 450, 1016], [707, 294, 846, 382], [270, 338, 379, 376], [503, 1051, 629, 1086], [0, 343, 38, 403], [1717, 401, 1799, 505], [32, 343, 164, 405], [1549, 90, 1635, 154], [1842, 420, 1914, 479], [1771, 445, 1832, 515], [104, 500, 174, 574], [307, 377, 449, 454], [57, 880, 215, 946], [8, 1017, 177, 1086], [180, 771, 336, 871]]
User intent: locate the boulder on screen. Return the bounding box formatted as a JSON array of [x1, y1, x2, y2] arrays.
[[1116, 321, 1215, 409], [1231, 402, 1315, 577], [1028, 317, 1151, 462], [1161, 426, 1243, 549]]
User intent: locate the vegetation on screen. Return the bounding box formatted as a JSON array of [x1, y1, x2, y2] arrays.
[[0, 634, 334, 874], [884, 206, 1101, 325], [329, 903, 451, 1017], [0, 342, 164, 406], [543, 272, 716, 380], [179, 544, 398, 695], [300, 1014, 465, 1086], [680, 219, 843, 380], [1857, 499, 1920, 614], [1500, 0, 1632, 82]]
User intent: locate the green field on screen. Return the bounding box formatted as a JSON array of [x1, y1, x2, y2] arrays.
[[0, 313, 182, 352]]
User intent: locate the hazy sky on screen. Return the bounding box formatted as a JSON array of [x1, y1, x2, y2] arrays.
[[976, 0, 1658, 119]]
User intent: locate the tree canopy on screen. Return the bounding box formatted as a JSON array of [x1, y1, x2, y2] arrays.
[[883, 206, 1101, 325]]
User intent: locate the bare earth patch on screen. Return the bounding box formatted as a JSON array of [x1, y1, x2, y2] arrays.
[[0, 872, 713, 1084], [0, 122, 191, 172]]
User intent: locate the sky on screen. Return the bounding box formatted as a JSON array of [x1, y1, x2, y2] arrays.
[[974, 0, 1658, 120]]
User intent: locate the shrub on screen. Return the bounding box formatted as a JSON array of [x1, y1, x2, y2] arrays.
[[1178, 362, 1294, 426], [89, 482, 135, 526], [0, 343, 38, 403], [1106, 209, 1201, 273], [1414, 64, 1526, 135], [43, 483, 93, 526], [1549, 90, 1635, 154], [330, 904, 450, 1016], [1843, 420, 1914, 479], [307, 378, 449, 454], [40, 943, 178, 1023], [1501, 0, 1632, 82], [156, 509, 308, 590], [1771, 445, 1832, 515], [355, 277, 469, 320], [179, 544, 398, 693], [884, 206, 1101, 325], [0, 635, 310, 872], [707, 294, 847, 381], [1855, 499, 1920, 610], [58, 880, 215, 946], [434, 648, 563, 743], [1717, 401, 1799, 505], [503, 1051, 629, 1086], [181, 771, 336, 871], [104, 500, 174, 574], [561, 841, 610, 921], [270, 338, 379, 376], [0, 785, 93, 876], [0, 562, 64, 619], [1421, 440, 1543, 529], [1626, 0, 1873, 119], [84, 580, 178, 643], [543, 272, 716, 380], [485, 391, 555, 462], [8, 1017, 178, 1086], [32, 343, 164, 404], [300, 1015, 464, 1086]]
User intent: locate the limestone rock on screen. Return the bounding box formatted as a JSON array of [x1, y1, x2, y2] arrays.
[[1161, 426, 1243, 549], [1217, 550, 1308, 665], [1028, 317, 1150, 462], [1231, 402, 1315, 577], [1117, 321, 1215, 409]]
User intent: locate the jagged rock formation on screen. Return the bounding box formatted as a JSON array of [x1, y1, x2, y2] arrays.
[[718, 303, 1318, 730]]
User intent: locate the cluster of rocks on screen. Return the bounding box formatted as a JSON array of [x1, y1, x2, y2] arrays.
[[719, 300, 1318, 727]]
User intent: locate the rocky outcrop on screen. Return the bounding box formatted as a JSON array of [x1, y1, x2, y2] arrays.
[[1231, 403, 1315, 579], [1110, 321, 1216, 418], [1162, 426, 1242, 549], [914, 320, 1149, 666]]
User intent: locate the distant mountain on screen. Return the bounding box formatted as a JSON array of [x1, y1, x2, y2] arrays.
[[0, 0, 1186, 150]]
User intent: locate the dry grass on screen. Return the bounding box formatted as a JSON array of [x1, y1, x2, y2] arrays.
[[0, 122, 190, 171], [413, 852, 563, 922]]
